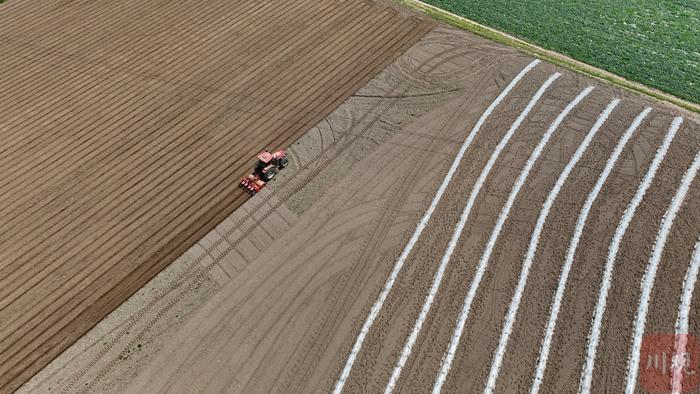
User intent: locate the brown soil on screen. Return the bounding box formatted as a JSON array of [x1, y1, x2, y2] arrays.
[[13, 5, 700, 394], [0, 0, 430, 391]]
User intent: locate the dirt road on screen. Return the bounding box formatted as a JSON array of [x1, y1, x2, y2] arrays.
[[0, 0, 430, 391]]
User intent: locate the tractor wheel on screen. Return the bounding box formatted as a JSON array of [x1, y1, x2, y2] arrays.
[[263, 167, 277, 181], [278, 156, 289, 168]]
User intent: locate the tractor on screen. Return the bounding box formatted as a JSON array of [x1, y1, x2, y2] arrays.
[[239, 149, 289, 195]]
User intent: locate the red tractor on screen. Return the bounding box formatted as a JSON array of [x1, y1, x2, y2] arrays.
[[239, 149, 289, 195]]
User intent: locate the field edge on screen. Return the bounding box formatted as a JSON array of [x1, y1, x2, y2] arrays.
[[393, 0, 700, 116]]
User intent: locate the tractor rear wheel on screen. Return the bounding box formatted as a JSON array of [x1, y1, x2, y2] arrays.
[[263, 167, 277, 181]]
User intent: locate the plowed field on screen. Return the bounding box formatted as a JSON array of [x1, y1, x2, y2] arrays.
[[116, 27, 698, 394], [7, 2, 700, 394], [0, 0, 430, 391]]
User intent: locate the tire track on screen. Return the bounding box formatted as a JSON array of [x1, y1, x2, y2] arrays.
[[281, 49, 496, 394], [333, 59, 542, 394]]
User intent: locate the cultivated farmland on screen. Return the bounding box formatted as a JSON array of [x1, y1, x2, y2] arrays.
[[421, 0, 700, 105], [24, 23, 700, 394], [0, 0, 430, 391], [3, 1, 699, 393]]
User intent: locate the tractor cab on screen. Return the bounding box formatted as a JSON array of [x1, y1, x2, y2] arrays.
[[254, 151, 275, 174]]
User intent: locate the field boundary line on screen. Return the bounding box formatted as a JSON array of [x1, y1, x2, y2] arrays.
[[625, 148, 700, 394], [332, 58, 541, 394], [484, 97, 620, 392], [579, 116, 684, 394], [531, 106, 652, 394], [393, 0, 700, 116]]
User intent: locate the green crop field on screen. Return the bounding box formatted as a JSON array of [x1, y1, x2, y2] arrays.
[[421, 0, 700, 104]]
